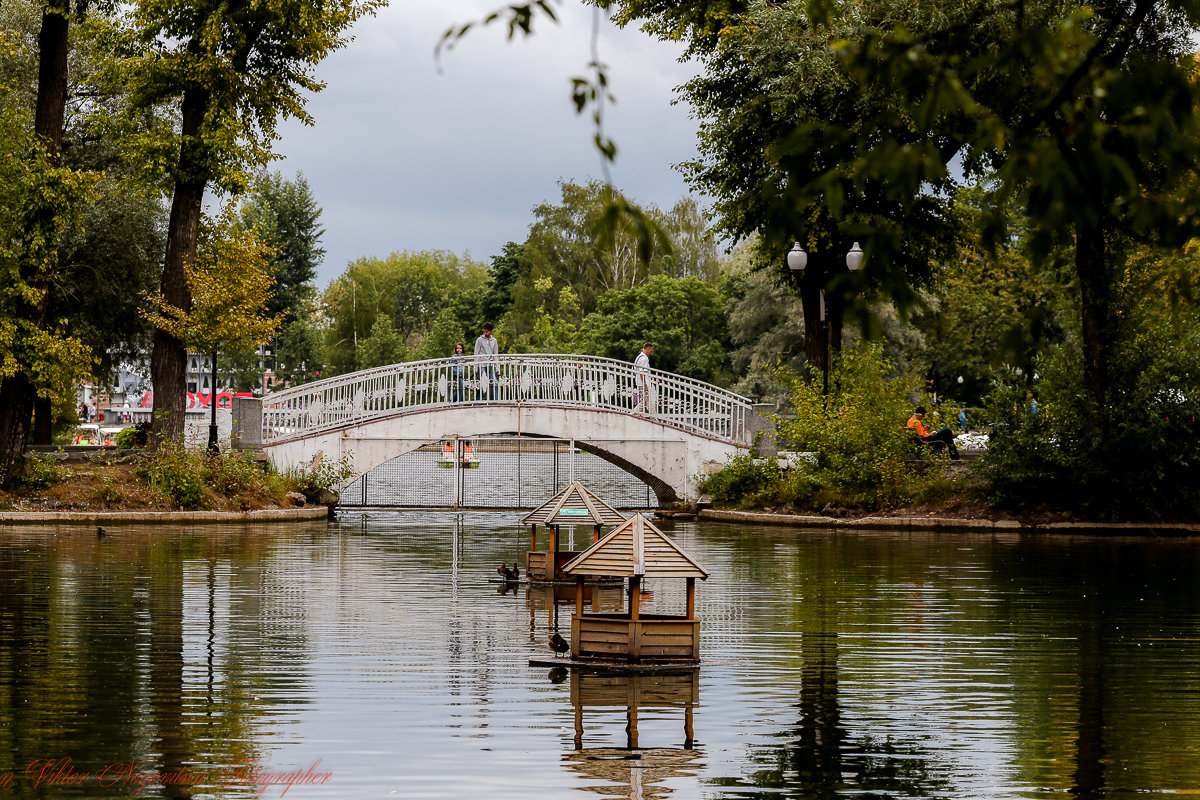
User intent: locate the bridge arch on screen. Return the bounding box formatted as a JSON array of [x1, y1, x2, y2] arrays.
[[264, 404, 744, 503]]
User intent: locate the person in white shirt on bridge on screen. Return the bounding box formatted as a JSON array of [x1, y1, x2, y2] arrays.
[[634, 341, 654, 415], [474, 322, 499, 401]]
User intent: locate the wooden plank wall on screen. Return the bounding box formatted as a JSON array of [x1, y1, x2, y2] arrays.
[[573, 617, 700, 661], [527, 551, 553, 581]]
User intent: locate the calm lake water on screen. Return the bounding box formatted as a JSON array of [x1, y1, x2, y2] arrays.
[[1, 514, 1198, 799]]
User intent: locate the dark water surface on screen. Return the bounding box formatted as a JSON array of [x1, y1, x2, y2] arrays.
[[1, 515, 1198, 799]]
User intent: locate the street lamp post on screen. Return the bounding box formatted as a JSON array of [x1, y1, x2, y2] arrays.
[[788, 241, 864, 396], [207, 351, 219, 454]]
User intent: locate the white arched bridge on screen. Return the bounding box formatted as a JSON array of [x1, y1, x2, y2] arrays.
[[257, 354, 763, 504]]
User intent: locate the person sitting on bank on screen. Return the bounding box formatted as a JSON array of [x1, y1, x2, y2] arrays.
[[907, 406, 960, 460]]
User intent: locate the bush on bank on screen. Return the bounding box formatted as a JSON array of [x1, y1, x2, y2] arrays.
[[982, 343, 1200, 520], [700, 344, 959, 512], [1, 446, 349, 512]]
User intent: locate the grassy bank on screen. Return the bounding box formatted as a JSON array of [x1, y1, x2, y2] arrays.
[[0, 447, 341, 513]]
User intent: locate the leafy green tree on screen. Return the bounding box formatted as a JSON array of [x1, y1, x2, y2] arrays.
[[655, 195, 720, 283], [501, 180, 721, 346], [141, 211, 283, 370], [575, 274, 731, 384], [357, 316, 408, 370], [617, 0, 1200, 410], [520, 179, 716, 317], [140, 210, 282, 447], [415, 309, 471, 361], [237, 170, 325, 320], [0, 0, 96, 468], [274, 311, 323, 386], [0, 10, 99, 479], [982, 243, 1200, 519], [602, 1, 955, 384], [498, 277, 581, 354], [913, 253, 1064, 407], [0, 116, 95, 478], [829, 0, 1200, 410], [321, 250, 488, 374], [112, 0, 381, 443], [897, 189, 1067, 406], [479, 241, 523, 325], [1, 3, 169, 450]]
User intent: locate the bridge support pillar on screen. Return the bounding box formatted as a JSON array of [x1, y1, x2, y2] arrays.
[[232, 397, 263, 452], [748, 403, 778, 457]]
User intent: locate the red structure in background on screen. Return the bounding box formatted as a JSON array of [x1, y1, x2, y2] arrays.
[[137, 390, 254, 410]]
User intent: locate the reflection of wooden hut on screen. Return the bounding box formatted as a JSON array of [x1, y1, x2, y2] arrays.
[[569, 670, 698, 750], [521, 481, 626, 582], [562, 514, 708, 664], [559, 668, 702, 799], [561, 748, 704, 800]]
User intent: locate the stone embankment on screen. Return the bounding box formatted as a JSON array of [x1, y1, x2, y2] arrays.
[[0, 507, 330, 526], [685, 509, 1200, 535]]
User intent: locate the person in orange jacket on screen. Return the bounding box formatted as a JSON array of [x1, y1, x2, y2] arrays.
[[907, 406, 960, 460]]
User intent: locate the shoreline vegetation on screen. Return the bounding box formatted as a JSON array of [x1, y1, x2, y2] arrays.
[[0, 447, 347, 515]]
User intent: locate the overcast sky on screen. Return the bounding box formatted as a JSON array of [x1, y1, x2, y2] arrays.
[[270, 1, 701, 287]]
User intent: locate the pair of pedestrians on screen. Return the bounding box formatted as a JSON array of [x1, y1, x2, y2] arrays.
[[447, 323, 498, 402], [452, 327, 656, 413]]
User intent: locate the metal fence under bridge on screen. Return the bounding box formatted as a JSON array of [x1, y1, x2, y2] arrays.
[[338, 436, 660, 510]]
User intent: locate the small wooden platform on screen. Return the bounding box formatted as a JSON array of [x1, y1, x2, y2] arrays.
[[488, 578, 622, 587], [529, 656, 699, 673]]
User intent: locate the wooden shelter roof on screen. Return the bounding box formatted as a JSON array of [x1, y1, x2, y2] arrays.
[[521, 481, 627, 527], [562, 514, 709, 580]]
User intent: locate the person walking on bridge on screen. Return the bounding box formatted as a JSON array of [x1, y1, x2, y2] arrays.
[[474, 322, 499, 401], [634, 341, 655, 415]]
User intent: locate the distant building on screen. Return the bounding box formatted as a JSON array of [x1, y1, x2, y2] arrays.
[[79, 342, 276, 412]]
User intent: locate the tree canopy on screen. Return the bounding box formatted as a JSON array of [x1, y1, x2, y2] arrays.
[[237, 170, 326, 321], [141, 211, 283, 358], [110, 0, 381, 443]]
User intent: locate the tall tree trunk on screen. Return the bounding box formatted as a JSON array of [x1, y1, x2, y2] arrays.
[[800, 267, 828, 383], [798, 255, 845, 388], [1076, 226, 1111, 407], [0, 6, 72, 478], [0, 376, 38, 483], [34, 6, 69, 159], [32, 398, 53, 447], [150, 79, 210, 444]]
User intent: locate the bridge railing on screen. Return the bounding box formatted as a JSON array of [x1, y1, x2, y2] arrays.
[[261, 353, 753, 445]]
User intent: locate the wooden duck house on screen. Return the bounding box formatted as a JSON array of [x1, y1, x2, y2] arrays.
[[521, 481, 626, 582], [561, 514, 709, 664]]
